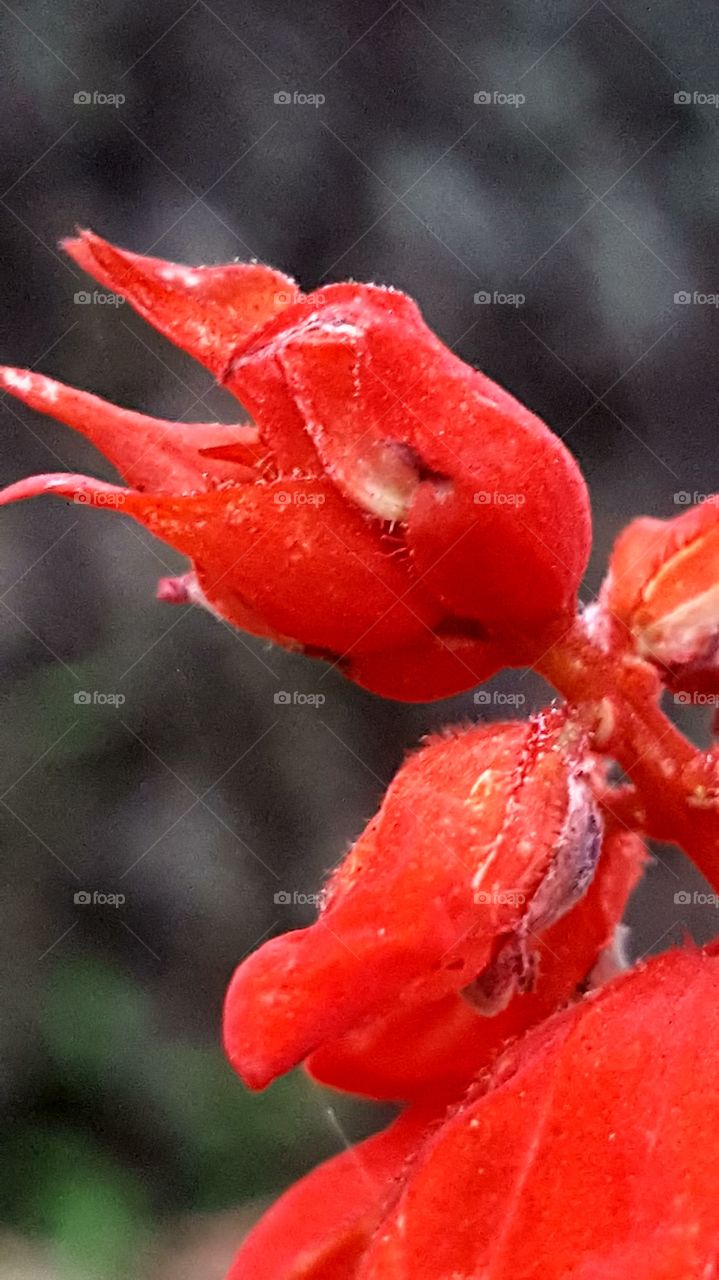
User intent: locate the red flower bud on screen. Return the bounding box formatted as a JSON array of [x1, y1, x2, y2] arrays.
[[223, 707, 602, 1090], [357, 946, 719, 1280], [603, 496, 719, 690], [306, 828, 645, 1101], [0, 231, 591, 701]]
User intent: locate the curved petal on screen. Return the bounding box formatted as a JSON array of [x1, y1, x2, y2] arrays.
[[0, 366, 259, 492], [0, 471, 442, 657], [0, 471, 133, 508], [306, 830, 646, 1100], [228, 283, 591, 627], [227, 1103, 441, 1280], [63, 229, 301, 376], [358, 946, 719, 1280], [224, 710, 600, 1089]]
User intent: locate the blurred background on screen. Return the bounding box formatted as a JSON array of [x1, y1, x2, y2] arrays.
[[1, 1, 718, 1274]]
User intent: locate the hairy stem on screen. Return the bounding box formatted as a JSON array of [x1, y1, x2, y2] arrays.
[[536, 615, 719, 891]]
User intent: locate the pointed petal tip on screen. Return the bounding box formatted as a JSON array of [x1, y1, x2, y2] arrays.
[[0, 365, 64, 408], [0, 472, 133, 509]]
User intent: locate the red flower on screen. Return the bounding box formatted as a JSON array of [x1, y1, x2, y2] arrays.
[[603, 495, 719, 692], [306, 828, 645, 1102], [223, 708, 602, 1090], [226, 1102, 444, 1280], [228, 946, 719, 1279], [357, 946, 719, 1280], [0, 230, 591, 700]]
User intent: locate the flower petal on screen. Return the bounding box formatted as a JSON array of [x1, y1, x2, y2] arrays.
[[63, 229, 300, 376], [232, 282, 591, 627], [0, 366, 259, 492], [0, 471, 443, 657], [223, 710, 601, 1089], [604, 498, 719, 684], [345, 628, 503, 702], [359, 945, 719, 1280], [306, 829, 645, 1101], [227, 1103, 441, 1280]]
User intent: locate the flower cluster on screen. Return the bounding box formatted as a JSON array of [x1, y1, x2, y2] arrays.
[[4, 233, 719, 1278]]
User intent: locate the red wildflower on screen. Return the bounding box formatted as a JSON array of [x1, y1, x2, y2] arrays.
[[223, 707, 602, 1090], [357, 946, 719, 1280], [0, 230, 591, 700], [306, 828, 645, 1102], [603, 495, 719, 692]]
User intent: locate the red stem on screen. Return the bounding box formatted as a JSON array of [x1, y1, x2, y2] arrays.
[[535, 615, 719, 892]]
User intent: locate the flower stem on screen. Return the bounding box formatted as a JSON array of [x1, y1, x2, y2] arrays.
[[536, 616, 719, 891]]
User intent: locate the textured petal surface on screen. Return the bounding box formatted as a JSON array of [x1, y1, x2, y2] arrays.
[[64, 229, 300, 376], [359, 946, 719, 1280], [1, 238, 594, 697], [306, 829, 645, 1101], [0, 366, 258, 492], [226, 1104, 442, 1280], [227, 282, 592, 626], [604, 498, 719, 677], [0, 472, 442, 656], [345, 628, 503, 702], [224, 710, 600, 1089]]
